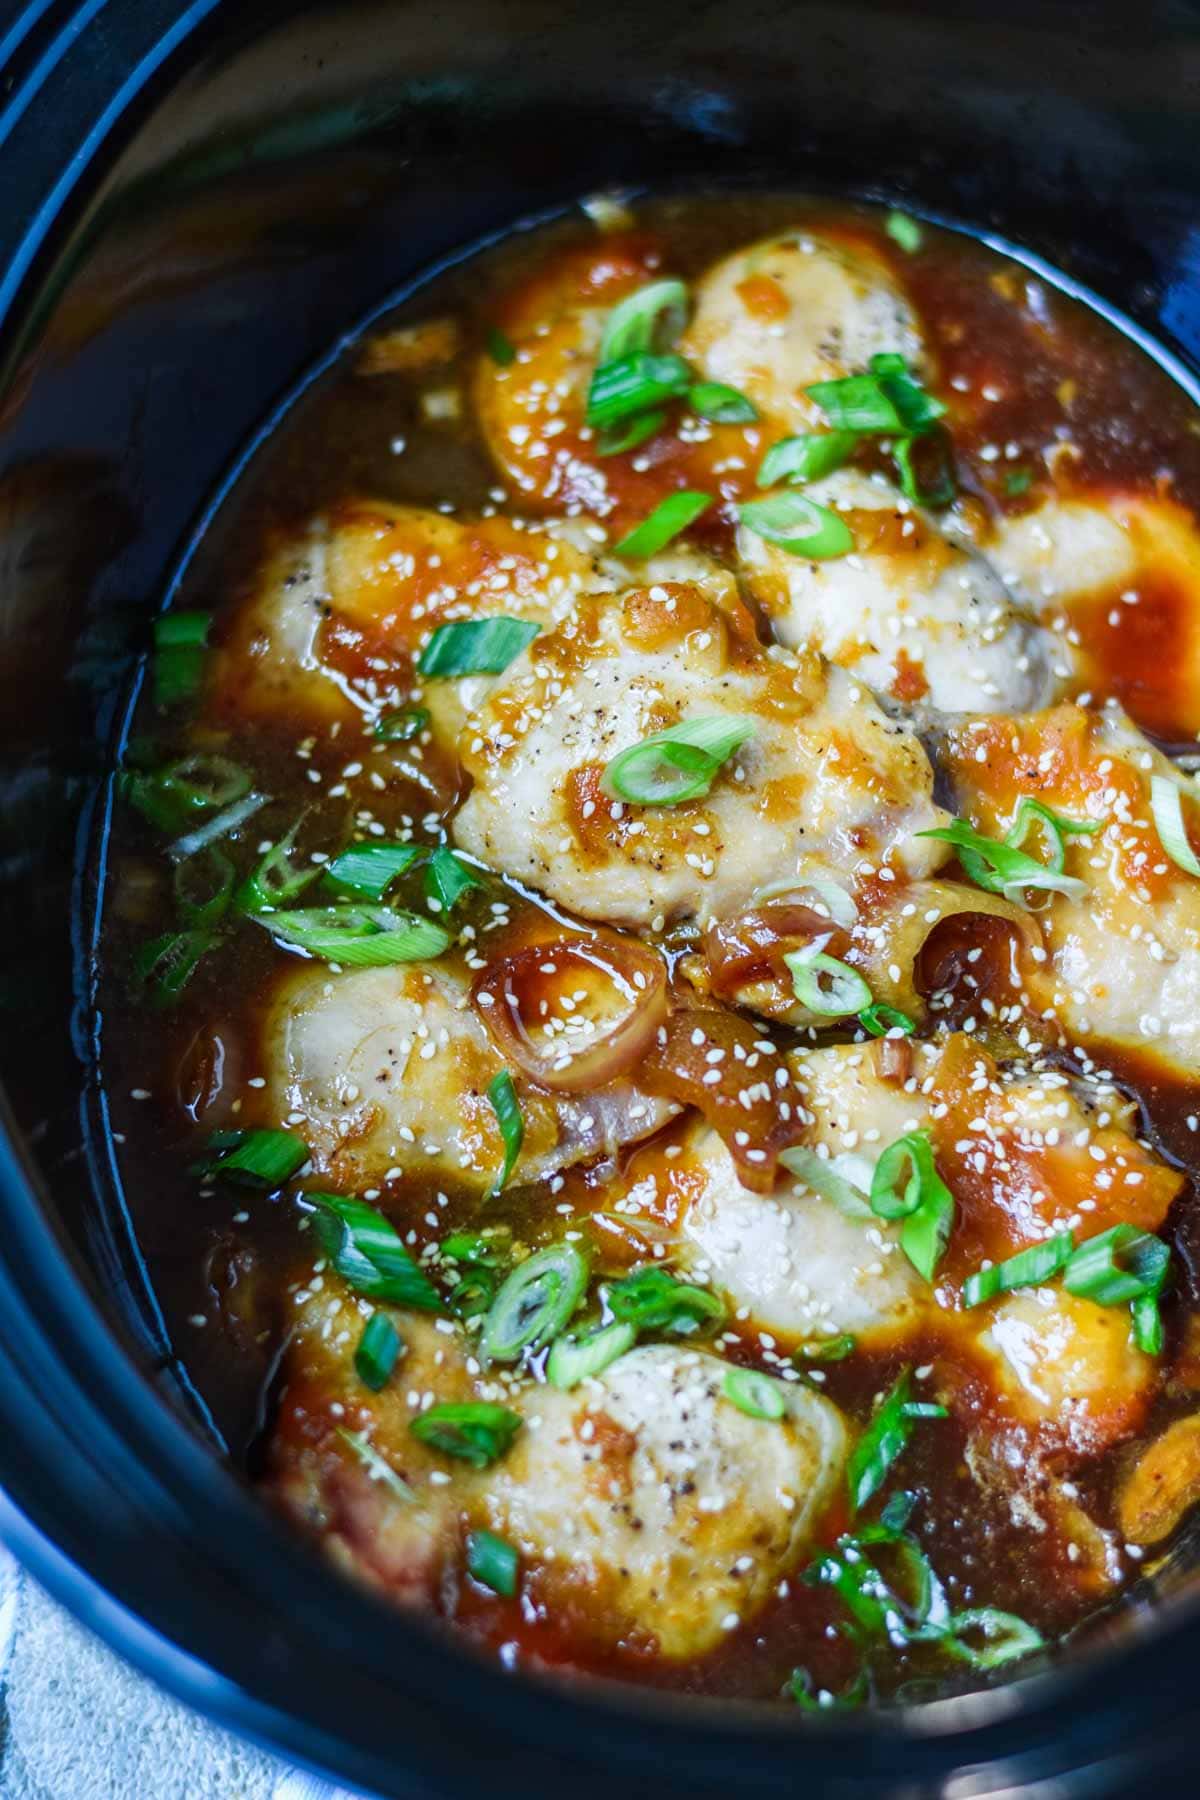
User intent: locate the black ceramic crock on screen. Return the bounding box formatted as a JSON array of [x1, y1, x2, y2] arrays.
[[1, 2, 1199, 1794]]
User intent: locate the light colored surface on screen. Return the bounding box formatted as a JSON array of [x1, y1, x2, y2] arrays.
[[0, 1543, 359, 1800]]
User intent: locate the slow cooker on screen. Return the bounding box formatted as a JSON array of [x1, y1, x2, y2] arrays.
[[0, 1, 1198, 1793]]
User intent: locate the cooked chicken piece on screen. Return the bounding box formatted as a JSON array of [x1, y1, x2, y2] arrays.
[[680, 229, 925, 436], [739, 468, 1061, 716], [1117, 1414, 1200, 1546], [482, 1343, 847, 1657], [983, 491, 1200, 740], [266, 1298, 478, 1605], [472, 234, 763, 530], [259, 959, 676, 1195], [943, 702, 1200, 1078], [211, 502, 602, 743], [680, 1122, 927, 1347], [974, 1288, 1154, 1460], [676, 1032, 1178, 1361], [452, 581, 951, 930]]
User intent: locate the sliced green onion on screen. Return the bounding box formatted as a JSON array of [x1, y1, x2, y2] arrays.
[[417, 617, 540, 678], [784, 949, 872, 1018], [596, 409, 667, 456], [687, 381, 757, 423], [723, 1366, 786, 1421], [585, 351, 693, 429], [133, 928, 218, 1005], [757, 430, 859, 488], [448, 1269, 496, 1320], [466, 1528, 519, 1596], [192, 1128, 309, 1188], [425, 847, 482, 912], [1063, 1225, 1170, 1307], [878, 1489, 917, 1534], [1004, 469, 1033, 497], [808, 356, 946, 437], [1132, 1291, 1165, 1357], [546, 1318, 637, 1389], [324, 841, 423, 901], [169, 789, 268, 863], [1005, 796, 1100, 870], [125, 753, 252, 834], [335, 1428, 415, 1502], [940, 1608, 1044, 1669], [607, 1266, 724, 1335], [257, 904, 451, 968], [374, 706, 430, 741], [1150, 773, 1200, 876], [847, 1369, 948, 1514], [779, 1146, 874, 1221], [738, 490, 854, 559], [858, 1002, 916, 1038], [885, 211, 922, 253], [602, 714, 754, 806], [870, 1131, 955, 1283], [486, 1069, 523, 1197], [962, 1230, 1075, 1309], [305, 1192, 442, 1310], [598, 279, 689, 364], [355, 1312, 402, 1390], [441, 1230, 511, 1268], [790, 1665, 868, 1712], [486, 326, 516, 366], [409, 1401, 522, 1467], [894, 430, 956, 508], [917, 817, 1088, 908], [235, 819, 319, 914], [153, 609, 210, 708], [795, 1333, 857, 1363], [172, 846, 234, 928], [613, 490, 712, 559], [479, 1242, 589, 1362]]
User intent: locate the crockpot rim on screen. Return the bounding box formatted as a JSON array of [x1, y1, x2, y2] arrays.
[[2, 1, 1200, 1792]]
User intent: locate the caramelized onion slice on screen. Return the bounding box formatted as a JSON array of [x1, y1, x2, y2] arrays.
[[640, 1006, 808, 1193], [471, 931, 667, 1093], [705, 903, 849, 1000], [853, 880, 1041, 1021]]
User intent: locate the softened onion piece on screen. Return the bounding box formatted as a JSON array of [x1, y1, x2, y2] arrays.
[[471, 931, 667, 1092], [640, 1006, 807, 1192], [852, 879, 1041, 1022]]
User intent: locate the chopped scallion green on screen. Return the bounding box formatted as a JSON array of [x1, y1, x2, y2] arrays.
[[606, 1266, 724, 1335], [479, 1243, 589, 1362], [191, 1128, 309, 1188], [153, 610, 211, 708], [355, 1311, 402, 1390], [545, 1318, 637, 1389], [257, 904, 451, 968], [486, 326, 516, 365], [757, 430, 859, 488], [687, 381, 757, 423], [584, 351, 693, 429], [374, 707, 430, 741], [846, 1367, 948, 1513], [784, 949, 872, 1018], [885, 211, 923, 253], [596, 409, 667, 456], [870, 1131, 955, 1283], [1063, 1224, 1170, 1307], [305, 1192, 442, 1310], [324, 841, 423, 901], [858, 1002, 916, 1038], [917, 816, 1088, 908], [466, 1528, 519, 1596], [962, 1231, 1075, 1309], [597, 279, 689, 365], [613, 490, 712, 559], [486, 1069, 524, 1197], [132, 928, 218, 1006], [738, 490, 854, 559], [172, 845, 234, 929], [723, 1366, 786, 1421], [409, 1402, 522, 1467], [602, 714, 755, 806], [417, 617, 540, 678], [424, 846, 482, 912], [1150, 773, 1200, 877]]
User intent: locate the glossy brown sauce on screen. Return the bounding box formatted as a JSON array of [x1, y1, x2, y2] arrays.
[[98, 194, 1200, 1705]]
